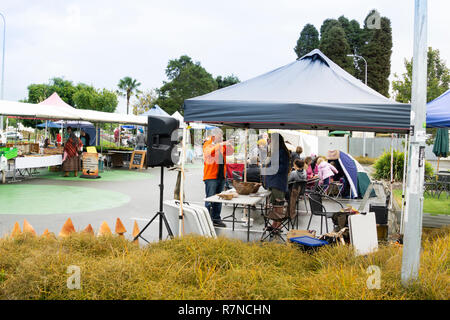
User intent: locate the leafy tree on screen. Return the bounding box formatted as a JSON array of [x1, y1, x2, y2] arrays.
[[319, 25, 353, 74], [294, 23, 320, 59], [22, 78, 118, 128], [215, 75, 240, 89], [73, 87, 118, 113], [156, 55, 218, 114], [392, 47, 450, 103], [117, 77, 141, 115], [337, 16, 364, 55], [357, 11, 393, 97], [132, 90, 158, 115], [392, 47, 449, 143], [27, 77, 76, 105], [319, 19, 341, 38]]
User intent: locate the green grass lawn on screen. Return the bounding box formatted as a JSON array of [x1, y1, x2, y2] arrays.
[[393, 189, 450, 215]]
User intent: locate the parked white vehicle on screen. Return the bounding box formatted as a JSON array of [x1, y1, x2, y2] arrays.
[[0, 131, 23, 142]]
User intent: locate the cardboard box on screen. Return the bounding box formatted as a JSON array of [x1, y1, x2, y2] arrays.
[[287, 229, 316, 241]]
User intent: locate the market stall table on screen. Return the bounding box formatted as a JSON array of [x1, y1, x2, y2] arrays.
[[7, 154, 62, 181], [204, 188, 271, 242], [104, 150, 134, 168]]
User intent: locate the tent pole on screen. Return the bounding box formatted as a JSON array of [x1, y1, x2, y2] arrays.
[[179, 124, 187, 237], [95, 123, 98, 146], [400, 133, 409, 234], [244, 127, 248, 182], [389, 133, 394, 210]]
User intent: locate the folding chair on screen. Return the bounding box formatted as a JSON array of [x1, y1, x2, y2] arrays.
[[306, 192, 344, 235], [326, 180, 344, 199], [436, 173, 450, 199], [288, 180, 307, 229], [424, 175, 438, 197], [260, 198, 290, 242], [306, 178, 320, 194]]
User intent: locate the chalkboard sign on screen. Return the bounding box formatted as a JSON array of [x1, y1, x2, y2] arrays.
[[129, 150, 146, 169]]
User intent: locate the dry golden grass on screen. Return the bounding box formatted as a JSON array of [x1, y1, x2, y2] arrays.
[[0, 227, 448, 300]]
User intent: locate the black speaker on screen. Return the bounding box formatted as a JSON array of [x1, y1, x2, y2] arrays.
[[147, 115, 180, 167]]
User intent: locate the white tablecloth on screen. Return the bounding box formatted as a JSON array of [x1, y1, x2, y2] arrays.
[[15, 155, 62, 169]]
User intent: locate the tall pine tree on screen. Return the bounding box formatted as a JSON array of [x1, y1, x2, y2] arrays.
[[294, 23, 320, 59], [319, 25, 353, 74], [360, 10, 393, 97]]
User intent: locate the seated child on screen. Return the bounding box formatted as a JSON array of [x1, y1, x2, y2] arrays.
[[288, 159, 307, 184]]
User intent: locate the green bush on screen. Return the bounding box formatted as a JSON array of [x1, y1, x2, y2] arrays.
[[373, 150, 434, 181]]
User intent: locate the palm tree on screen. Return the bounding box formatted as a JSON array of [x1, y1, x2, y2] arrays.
[[117, 77, 141, 115]]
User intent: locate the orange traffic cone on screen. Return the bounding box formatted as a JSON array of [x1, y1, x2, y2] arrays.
[[132, 221, 140, 244], [82, 224, 94, 236], [11, 222, 21, 238], [98, 221, 112, 236], [115, 218, 127, 237], [23, 219, 37, 236], [41, 229, 56, 239], [59, 218, 76, 237]]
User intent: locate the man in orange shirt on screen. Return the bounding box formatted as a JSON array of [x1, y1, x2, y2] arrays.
[[203, 129, 234, 227]]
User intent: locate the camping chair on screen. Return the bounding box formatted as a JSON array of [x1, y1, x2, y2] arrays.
[[306, 177, 321, 194], [288, 180, 308, 229], [306, 192, 344, 235], [260, 191, 294, 243], [326, 179, 344, 199]]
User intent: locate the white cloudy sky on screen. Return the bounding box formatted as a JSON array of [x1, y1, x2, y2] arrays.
[[1, 0, 449, 114]]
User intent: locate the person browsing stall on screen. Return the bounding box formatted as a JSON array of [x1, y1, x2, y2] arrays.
[[262, 133, 290, 233], [63, 131, 83, 177], [203, 129, 234, 227], [80, 129, 91, 148], [317, 157, 338, 190], [135, 128, 146, 150]]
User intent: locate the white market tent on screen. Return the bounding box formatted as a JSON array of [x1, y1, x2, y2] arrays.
[[171, 111, 217, 130], [0, 92, 148, 125]]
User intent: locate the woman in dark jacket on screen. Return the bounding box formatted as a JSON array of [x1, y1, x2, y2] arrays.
[[263, 133, 290, 195], [262, 133, 290, 232]]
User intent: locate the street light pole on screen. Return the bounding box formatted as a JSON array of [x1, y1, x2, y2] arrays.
[[0, 13, 5, 132], [401, 0, 427, 286], [348, 54, 368, 157]]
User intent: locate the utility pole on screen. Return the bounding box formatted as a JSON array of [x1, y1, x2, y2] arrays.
[[0, 13, 5, 131], [401, 0, 427, 285]]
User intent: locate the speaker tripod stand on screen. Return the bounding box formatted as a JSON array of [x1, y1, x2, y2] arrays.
[[133, 166, 174, 243]]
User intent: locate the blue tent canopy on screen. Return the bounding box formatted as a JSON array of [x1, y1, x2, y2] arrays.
[[37, 121, 98, 146], [184, 49, 410, 133], [427, 89, 450, 128]]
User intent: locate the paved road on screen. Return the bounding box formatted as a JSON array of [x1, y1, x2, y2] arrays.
[[0, 161, 388, 242]]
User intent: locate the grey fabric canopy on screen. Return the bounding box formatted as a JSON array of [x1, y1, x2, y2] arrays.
[[183, 49, 411, 133]]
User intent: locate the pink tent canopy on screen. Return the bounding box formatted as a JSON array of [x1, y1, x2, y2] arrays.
[[38, 92, 75, 110]]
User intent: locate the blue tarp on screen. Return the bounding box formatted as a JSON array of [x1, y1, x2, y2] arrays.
[[37, 121, 98, 146], [184, 49, 411, 133], [427, 89, 450, 128]]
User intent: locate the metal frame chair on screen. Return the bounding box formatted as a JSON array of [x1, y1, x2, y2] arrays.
[[436, 173, 450, 199], [424, 175, 438, 197], [306, 192, 344, 235]]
